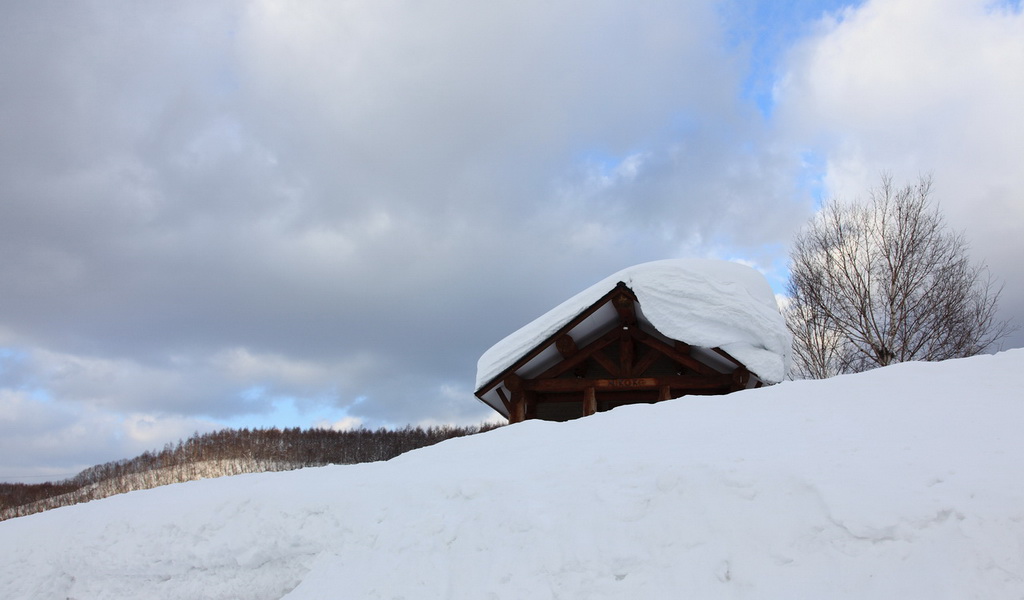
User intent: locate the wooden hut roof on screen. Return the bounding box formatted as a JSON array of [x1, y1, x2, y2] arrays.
[[474, 259, 791, 418]]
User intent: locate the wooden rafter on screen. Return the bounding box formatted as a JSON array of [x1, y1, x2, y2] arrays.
[[730, 367, 751, 391], [475, 284, 628, 396], [591, 347, 622, 377], [631, 346, 661, 376], [555, 334, 578, 358], [495, 388, 513, 415], [537, 328, 619, 379], [632, 329, 720, 376]]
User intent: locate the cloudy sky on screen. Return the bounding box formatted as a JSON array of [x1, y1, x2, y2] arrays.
[[2, 0, 1022, 482]]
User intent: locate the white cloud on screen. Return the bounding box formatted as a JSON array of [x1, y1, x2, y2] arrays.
[[0, 388, 218, 481], [776, 0, 1024, 346], [317, 416, 364, 432]]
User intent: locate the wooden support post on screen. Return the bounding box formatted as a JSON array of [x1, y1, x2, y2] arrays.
[[510, 395, 526, 423], [658, 385, 671, 402], [583, 386, 597, 416], [505, 374, 526, 423]]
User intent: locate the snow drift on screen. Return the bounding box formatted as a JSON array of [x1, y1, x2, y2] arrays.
[[3, 350, 1024, 599]]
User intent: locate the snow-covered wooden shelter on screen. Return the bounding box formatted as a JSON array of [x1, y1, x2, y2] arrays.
[[474, 259, 792, 423]]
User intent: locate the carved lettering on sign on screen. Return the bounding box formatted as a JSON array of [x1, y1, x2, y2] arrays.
[[598, 378, 656, 389]]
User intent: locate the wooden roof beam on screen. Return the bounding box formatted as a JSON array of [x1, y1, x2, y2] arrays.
[[591, 347, 622, 377], [476, 285, 630, 396], [631, 346, 661, 376], [730, 367, 751, 391], [632, 329, 720, 377], [537, 328, 619, 379], [555, 334, 578, 358], [523, 374, 733, 393], [495, 387, 513, 415], [611, 283, 638, 326]]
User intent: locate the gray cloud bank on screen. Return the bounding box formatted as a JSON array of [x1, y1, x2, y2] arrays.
[[1, 0, 1022, 479]]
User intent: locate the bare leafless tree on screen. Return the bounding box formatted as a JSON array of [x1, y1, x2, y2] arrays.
[[786, 175, 1014, 379]]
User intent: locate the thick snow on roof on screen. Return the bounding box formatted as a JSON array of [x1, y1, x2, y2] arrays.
[[475, 259, 792, 390]]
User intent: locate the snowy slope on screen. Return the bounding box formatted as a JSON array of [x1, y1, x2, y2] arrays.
[[3, 350, 1024, 599]]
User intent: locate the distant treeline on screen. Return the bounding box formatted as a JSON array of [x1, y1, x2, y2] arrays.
[[0, 423, 501, 521]]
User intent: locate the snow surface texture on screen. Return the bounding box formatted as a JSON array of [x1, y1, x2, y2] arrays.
[[4, 350, 1024, 599], [475, 259, 793, 389]]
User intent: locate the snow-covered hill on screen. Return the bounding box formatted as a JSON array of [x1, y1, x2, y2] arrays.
[[3, 351, 1024, 599]]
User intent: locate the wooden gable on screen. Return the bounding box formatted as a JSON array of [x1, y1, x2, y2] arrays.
[[475, 281, 761, 423]]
